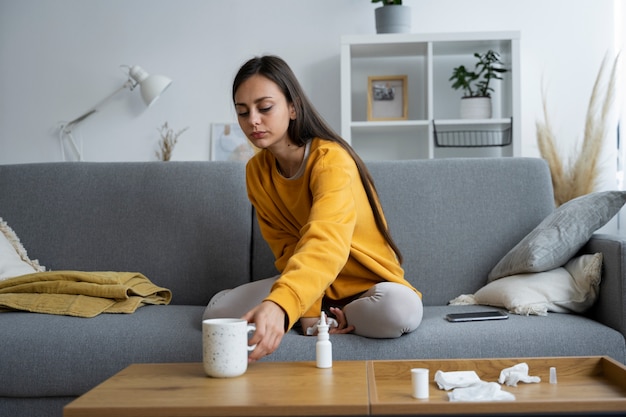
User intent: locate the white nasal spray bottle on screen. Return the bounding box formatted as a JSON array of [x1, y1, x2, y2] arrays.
[[316, 311, 332, 368]]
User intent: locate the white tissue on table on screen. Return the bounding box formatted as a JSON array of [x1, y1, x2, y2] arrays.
[[305, 317, 339, 335], [448, 381, 516, 402], [498, 362, 541, 387], [434, 370, 481, 390]]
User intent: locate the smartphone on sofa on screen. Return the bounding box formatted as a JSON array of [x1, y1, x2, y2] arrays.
[[446, 310, 509, 322]]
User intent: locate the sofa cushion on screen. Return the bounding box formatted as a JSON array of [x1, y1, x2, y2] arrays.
[[488, 191, 626, 281], [3, 305, 624, 399], [0, 305, 204, 397], [367, 158, 555, 306], [271, 306, 626, 363], [450, 253, 602, 316], [0, 217, 45, 281]]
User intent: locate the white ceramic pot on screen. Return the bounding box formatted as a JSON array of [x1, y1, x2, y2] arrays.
[[375, 5, 411, 34], [460, 97, 492, 119]]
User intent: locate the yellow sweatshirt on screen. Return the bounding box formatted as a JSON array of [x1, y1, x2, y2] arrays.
[[246, 138, 420, 330]]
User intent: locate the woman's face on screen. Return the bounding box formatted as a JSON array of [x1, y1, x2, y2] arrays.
[[234, 74, 296, 151]]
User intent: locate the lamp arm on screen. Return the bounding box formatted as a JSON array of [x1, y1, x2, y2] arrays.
[[59, 79, 134, 161], [61, 79, 134, 132], [57, 64, 170, 162]]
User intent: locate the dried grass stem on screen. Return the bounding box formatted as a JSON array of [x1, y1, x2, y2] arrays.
[[537, 54, 619, 206], [156, 122, 189, 161]]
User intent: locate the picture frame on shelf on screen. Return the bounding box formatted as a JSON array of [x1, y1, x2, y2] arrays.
[[367, 75, 408, 121], [210, 123, 257, 161]]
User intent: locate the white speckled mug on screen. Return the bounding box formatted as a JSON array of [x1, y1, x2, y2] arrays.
[[202, 318, 256, 378]]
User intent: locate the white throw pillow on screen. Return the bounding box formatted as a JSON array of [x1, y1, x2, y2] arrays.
[[450, 253, 602, 316], [488, 191, 626, 281], [0, 217, 45, 281]]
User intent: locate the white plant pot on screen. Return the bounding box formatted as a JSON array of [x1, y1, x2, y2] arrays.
[[460, 97, 492, 119], [375, 5, 411, 34]]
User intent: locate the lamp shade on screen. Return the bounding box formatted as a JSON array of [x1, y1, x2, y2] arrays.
[[129, 65, 172, 107]]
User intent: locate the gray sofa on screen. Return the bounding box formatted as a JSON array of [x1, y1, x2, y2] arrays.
[[1, 158, 625, 417]]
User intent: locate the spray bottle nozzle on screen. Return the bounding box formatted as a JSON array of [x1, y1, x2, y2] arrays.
[[318, 311, 330, 332]]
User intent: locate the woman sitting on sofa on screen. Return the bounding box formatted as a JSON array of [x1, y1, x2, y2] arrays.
[[203, 55, 423, 362]]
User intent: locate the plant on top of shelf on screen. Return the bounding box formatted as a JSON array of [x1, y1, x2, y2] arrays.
[[449, 50, 508, 119], [371, 0, 409, 34]]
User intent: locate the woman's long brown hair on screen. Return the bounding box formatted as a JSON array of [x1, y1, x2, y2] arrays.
[[233, 55, 403, 264]]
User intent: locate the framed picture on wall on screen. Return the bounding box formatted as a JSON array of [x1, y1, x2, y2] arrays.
[[210, 123, 257, 161], [367, 75, 408, 121]]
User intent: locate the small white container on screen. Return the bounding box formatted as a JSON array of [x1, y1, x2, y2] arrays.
[[411, 368, 429, 399], [460, 96, 492, 119], [549, 367, 557, 384]]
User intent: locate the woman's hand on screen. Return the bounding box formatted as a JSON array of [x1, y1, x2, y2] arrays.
[[242, 301, 286, 362], [329, 307, 355, 334]]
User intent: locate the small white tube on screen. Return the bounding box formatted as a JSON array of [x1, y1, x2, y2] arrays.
[[411, 368, 429, 399], [549, 367, 557, 384]]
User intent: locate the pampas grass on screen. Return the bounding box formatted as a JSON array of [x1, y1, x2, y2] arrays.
[[156, 122, 188, 162], [537, 54, 619, 206]]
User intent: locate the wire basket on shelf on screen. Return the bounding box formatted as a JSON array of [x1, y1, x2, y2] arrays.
[[433, 118, 512, 148]]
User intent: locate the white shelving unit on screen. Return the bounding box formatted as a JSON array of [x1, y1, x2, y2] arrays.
[[340, 31, 520, 160]]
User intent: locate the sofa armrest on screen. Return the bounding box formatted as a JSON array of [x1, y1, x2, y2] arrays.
[[581, 233, 626, 340]]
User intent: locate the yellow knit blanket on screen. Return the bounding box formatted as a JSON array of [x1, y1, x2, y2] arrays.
[[0, 271, 172, 318]]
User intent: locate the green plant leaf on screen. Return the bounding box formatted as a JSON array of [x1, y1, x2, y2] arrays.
[[449, 49, 508, 97]]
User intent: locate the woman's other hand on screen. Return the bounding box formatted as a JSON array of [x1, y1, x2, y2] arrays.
[[329, 306, 355, 334]]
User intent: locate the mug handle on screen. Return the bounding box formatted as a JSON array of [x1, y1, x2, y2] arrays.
[[247, 324, 257, 351]]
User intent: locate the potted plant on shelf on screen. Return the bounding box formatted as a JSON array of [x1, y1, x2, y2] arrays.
[[372, 0, 411, 34], [449, 50, 508, 119]]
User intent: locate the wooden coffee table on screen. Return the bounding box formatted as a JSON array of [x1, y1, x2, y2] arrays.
[[64, 357, 626, 417], [63, 361, 369, 417]]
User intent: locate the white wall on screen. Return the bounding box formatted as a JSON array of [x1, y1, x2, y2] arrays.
[[0, 0, 622, 173]]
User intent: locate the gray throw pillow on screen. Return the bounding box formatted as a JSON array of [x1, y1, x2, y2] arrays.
[[488, 190, 626, 281]]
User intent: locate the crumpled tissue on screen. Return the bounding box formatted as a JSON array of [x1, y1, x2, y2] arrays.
[[305, 317, 339, 335], [434, 362, 540, 402], [434, 370, 481, 390], [435, 369, 516, 402], [447, 381, 516, 402], [498, 362, 541, 387]]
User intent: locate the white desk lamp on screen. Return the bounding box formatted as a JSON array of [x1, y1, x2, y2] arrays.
[[59, 65, 172, 161]]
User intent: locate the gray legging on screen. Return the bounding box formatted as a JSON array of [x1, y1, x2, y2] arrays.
[[203, 277, 423, 338]]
